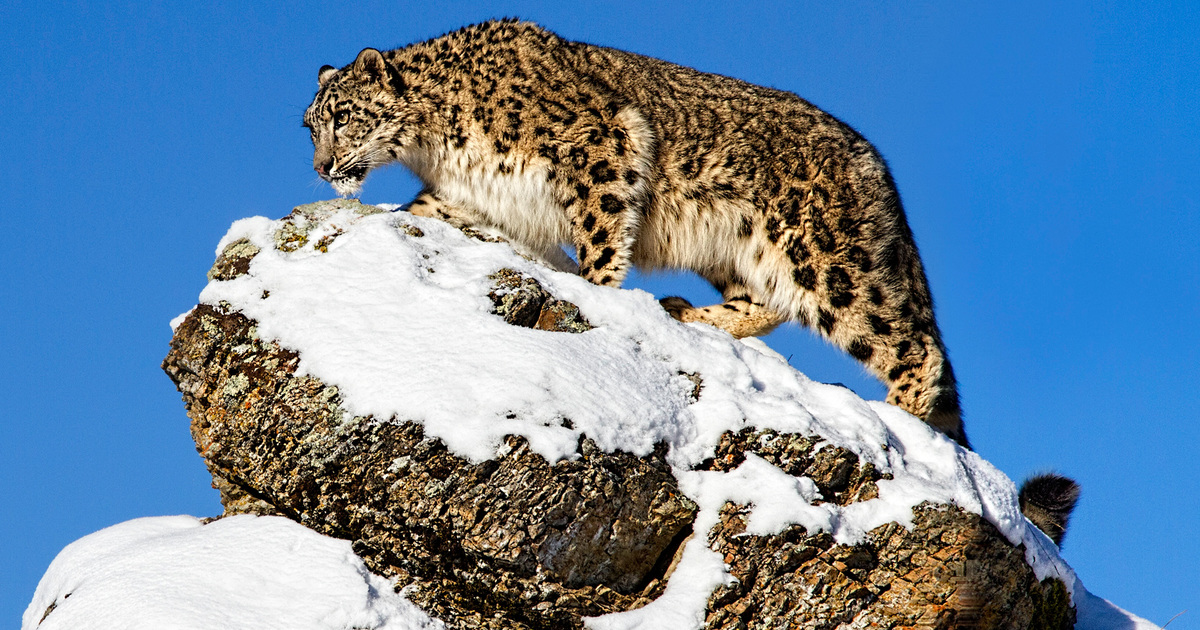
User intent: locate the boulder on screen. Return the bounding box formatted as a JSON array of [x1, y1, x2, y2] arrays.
[[161, 200, 1075, 629]]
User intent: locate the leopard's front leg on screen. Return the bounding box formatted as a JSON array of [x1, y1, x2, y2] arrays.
[[404, 190, 578, 274], [550, 107, 656, 288], [403, 189, 482, 228]]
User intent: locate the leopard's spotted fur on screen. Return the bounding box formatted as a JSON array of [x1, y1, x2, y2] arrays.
[[304, 19, 965, 446]]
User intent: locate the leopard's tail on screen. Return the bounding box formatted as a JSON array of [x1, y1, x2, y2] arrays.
[[1019, 473, 1081, 546]]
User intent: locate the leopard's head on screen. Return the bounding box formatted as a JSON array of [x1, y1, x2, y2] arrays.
[[304, 48, 423, 197]]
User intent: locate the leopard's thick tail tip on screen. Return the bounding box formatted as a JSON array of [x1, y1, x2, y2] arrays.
[[1019, 472, 1081, 547]]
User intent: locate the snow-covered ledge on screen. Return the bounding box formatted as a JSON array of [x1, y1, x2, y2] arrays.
[[27, 200, 1158, 630]]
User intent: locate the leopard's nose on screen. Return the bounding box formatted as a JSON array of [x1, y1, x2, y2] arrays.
[[315, 157, 334, 177]]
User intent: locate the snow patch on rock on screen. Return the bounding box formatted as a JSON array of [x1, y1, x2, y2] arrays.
[[23, 515, 442, 630]]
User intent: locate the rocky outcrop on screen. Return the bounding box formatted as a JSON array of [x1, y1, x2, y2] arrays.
[[162, 201, 1074, 629]]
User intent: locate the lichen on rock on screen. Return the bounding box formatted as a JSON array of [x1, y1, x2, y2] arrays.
[[207, 238, 260, 281]]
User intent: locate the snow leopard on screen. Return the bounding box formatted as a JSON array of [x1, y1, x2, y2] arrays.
[[303, 19, 1078, 542]]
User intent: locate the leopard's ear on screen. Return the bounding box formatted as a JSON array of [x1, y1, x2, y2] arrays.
[[351, 48, 406, 95], [318, 65, 337, 87], [352, 48, 389, 82]]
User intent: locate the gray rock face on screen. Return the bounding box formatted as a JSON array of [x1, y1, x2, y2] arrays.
[[161, 201, 1074, 629]]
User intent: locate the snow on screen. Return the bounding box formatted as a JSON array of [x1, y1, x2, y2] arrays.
[[27, 200, 1156, 629], [22, 515, 443, 630], [1075, 590, 1166, 630], [195, 201, 1159, 630]]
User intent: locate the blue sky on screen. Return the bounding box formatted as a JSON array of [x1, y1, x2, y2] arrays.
[[2, 0, 1196, 625]]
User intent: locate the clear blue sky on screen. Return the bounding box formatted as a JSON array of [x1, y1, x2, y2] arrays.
[[2, 0, 1196, 625]]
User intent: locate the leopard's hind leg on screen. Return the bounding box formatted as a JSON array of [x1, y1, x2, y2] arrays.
[[660, 288, 787, 339], [780, 236, 968, 447]]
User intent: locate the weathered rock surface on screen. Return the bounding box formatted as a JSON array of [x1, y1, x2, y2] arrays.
[[162, 201, 1074, 629]]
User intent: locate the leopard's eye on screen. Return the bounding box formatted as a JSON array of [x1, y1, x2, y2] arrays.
[[334, 111, 350, 128]]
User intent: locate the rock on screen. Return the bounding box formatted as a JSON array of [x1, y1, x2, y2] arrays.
[[161, 200, 1075, 629], [487, 268, 593, 333], [704, 502, 1072, 629], [165, 302, 693, 629]]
